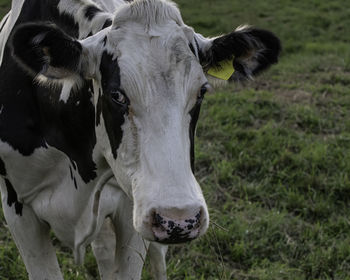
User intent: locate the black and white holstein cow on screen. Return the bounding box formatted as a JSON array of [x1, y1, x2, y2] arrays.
[[0, 0, 281, 279]]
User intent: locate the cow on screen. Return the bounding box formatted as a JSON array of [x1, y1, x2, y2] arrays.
[[0, 0, 281, 279]]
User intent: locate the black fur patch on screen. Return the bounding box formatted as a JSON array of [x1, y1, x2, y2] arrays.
[[99, 51, 127, 159], [11, 23, 82, 76], [211, 31, 253, 63], [248, 29, 282, 75], [73, 177, 78, 189], [102, 19, 112, 29], [96, 89, 102, 126], [35, 82, 97, 183], [189, 97, 203, 171], [0, 44, 46, 156], [189, 43, 196, 57], [48, 0, 80, 38], [5, 179, 23, 216], [0, 157, 6, 176], [85, 5, 102, 21], [102, 36, 107, 47], [69, 166, 73, 179]]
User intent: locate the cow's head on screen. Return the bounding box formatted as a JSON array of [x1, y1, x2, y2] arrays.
[[11, 0, 281, 244]]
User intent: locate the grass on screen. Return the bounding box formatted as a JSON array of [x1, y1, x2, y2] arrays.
[[1, 0, 350, 279]]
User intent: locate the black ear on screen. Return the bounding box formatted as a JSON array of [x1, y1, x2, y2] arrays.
[[201, 26, 281, 81], [11, 23, 83, 80]]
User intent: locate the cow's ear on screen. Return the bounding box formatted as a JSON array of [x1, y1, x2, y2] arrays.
[[196, 26, 281, 81], [11, 23, 84, 86]]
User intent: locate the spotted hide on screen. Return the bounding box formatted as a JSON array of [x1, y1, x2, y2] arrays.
[[0, 0, 281, 279]]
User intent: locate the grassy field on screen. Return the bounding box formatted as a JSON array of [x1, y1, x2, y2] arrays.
[[1, 0, 350, 279]]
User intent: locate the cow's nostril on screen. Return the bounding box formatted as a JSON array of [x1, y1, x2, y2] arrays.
[[151, 210, 202, 244]]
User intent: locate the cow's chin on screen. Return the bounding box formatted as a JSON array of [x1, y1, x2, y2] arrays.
[[132, 196, 210, 244]]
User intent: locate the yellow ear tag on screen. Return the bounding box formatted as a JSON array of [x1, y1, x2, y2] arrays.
[[207, 59, 235, 80]]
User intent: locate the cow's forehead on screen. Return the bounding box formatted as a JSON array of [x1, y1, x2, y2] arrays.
[[106, 0, 194, 66], [112, 0, 183, 30], [102, 24, 205, 107], [114, 26, 197, 73], [119, 34, 203, 106]]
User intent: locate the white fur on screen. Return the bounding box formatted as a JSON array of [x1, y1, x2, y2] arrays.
[[112, 0, 183, 29], [94, 0, 126, 12]]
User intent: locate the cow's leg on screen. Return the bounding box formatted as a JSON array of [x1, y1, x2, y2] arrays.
[[91, 217, 117, 280], [93, 217, 168, 280], [91, 186, 148, 280], [1, 187, 62, 280], [111, 195, 150, 280], [92, 180, 167, 280], [149, 243, 168, 280]]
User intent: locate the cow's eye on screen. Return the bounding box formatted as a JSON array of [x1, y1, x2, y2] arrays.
[[198, 84, 208, 100], [111, 90, 127, 105]]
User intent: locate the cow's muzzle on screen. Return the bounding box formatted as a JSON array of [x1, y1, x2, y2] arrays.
[[151, 210, 203, 244]]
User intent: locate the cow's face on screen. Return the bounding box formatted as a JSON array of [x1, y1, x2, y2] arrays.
[[95, 6, 211, 242], [11, 0, 280, 243]]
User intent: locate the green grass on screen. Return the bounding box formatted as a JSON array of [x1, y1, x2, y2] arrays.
[[0, 0, 9, 19], [1, 0, 350, 279]]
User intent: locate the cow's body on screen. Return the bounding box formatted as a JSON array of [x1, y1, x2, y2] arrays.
[[0, 0, 281, 279]]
